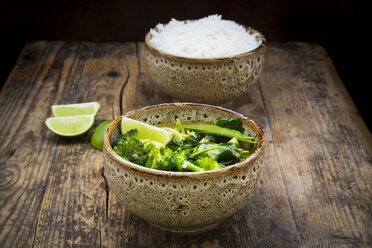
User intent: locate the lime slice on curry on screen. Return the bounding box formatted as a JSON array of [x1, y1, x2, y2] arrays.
[[45, 115, 95, 137], [121, 117, 173, 145], [51, 102, 100, 117]]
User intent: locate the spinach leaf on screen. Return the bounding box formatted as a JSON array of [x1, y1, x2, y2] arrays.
[[182, 135, 200, 149], [216, 117, 244, 133], [191, 142, 249, 166]]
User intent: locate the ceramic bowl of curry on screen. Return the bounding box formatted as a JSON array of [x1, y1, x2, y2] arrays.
[[103, 103, 265, 233]]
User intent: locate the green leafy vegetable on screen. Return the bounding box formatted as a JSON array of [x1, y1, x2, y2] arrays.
[[216, 117, 244, 133], [192, 142, 249, 165], [183, 124, 256, 144], [112, 118, 256, 172], [192, 143, 223, 157]]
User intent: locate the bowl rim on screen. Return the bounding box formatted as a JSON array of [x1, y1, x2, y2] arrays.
[[103, 103, 265, 178], [144, 23, 266, 63]]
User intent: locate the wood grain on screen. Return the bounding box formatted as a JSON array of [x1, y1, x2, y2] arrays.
[[259, 42, 372, 247], [0, 41, 370, 247]]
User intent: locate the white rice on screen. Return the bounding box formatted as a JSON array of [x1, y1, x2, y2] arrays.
[[149, 14, 262, 59]]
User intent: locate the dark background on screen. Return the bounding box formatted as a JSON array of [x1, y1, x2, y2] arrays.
[[0, 0, 370, 131]]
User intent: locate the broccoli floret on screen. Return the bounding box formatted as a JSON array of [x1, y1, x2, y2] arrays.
[[195, 157, 222, 171], [112, 129, 148, 166], [170, 150, 188, 170], [170, 150, 204, 172], [145, 145, 162, 168], [142, 140, 164, 167], [141, 139, 175, 171], [151, 148, 175, 171], [181, 160, 204, 172], [142, 139, 164, 153]]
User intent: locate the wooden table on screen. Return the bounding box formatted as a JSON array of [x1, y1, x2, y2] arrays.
[[0, 41, 371, 247]]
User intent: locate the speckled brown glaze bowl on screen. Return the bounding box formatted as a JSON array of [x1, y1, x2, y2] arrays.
[[144, 26, 266, 104], [103, 103, 265, 233]]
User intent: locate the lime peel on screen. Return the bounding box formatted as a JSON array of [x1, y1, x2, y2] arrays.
[[91, 120, 113, 150]]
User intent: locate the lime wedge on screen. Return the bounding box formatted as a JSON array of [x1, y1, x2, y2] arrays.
[[121, 117, 173, 145], [91, 120, 113, 150], [51, 102, 100, 117], [45, 115, 95, 137]]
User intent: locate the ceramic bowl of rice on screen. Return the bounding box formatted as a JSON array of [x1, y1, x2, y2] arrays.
[[103, 103, 265, 233], [145, 15, 266, 104]]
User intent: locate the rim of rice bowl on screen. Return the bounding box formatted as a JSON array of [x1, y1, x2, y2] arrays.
[[145, 15, 266, 62]]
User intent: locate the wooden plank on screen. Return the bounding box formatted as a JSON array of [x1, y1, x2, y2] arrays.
[[30, 41, 134, 247], [0, 41, 370, 247], [259, 42, 372, 247], [0, 41, 130, 247], [0, 41, 68, 247]]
